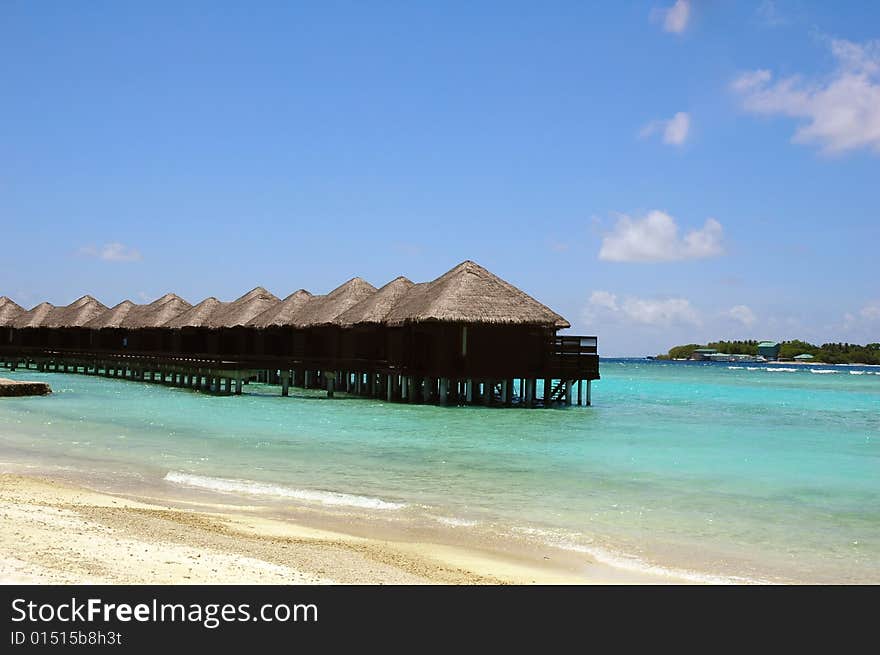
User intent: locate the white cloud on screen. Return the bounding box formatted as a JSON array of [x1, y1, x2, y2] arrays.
[[860, 300, 880, 321], [664, 111, 691, 145], [731, 69, 772, 94], [598, 210, 723, 263], [640, 112, 691, 146], [586, 291, 701, 327], [78, 242, 143, 262], [623, 297, 701, 326], [732, 38, 880, 154], [727, 304, 757, 328], [653, 1, 691, 34], [588, 290, 618, 312], [838, 301, 880, 340]]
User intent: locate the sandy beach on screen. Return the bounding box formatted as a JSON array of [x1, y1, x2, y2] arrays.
[[0, 473, 677, 585]]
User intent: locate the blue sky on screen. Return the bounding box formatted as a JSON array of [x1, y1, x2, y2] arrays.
[[2, 1, 878, 355]]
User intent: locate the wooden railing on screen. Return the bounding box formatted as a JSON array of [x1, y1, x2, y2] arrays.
[[1, 336, 600, 381], [0, 346, 390, 374], [553, 336, 598, 356], [547, 336, 600, 378]]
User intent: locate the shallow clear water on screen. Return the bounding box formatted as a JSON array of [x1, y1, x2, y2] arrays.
[[1, 359, 878, 583]]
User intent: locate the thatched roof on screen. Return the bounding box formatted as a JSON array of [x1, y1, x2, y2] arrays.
[[209, 287, 279, 328], [2, 260, 569, 332], [247, 289, 313, 328], [120, 293, 192, 329], [291, 278, 377, 328], [84, 300, 136, 329], [334, 277, 414, 327], [384, 260, 570, 328], [162, 297, 223, 328], [11, 302, 55, 329], [42, 295, 108, 328], [0, 297, 25, 327]]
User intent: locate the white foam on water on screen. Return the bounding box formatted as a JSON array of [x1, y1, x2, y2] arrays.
[[765, 367, 797, 372], [810, 369, 838, 374], [163, 471, 407, 510], [431, 515, 480, 528], [746, 367, 761, 371], [849, 371, 866, 375], [512, 526, 769, 585], [727, 366, 745, 370]]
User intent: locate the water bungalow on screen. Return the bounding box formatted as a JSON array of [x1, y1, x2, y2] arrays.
[[0, 261, 599, 407]]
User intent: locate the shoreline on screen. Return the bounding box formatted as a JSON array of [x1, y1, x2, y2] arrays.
[[0, 472, 689, 585], [662, 358, 879, 366]]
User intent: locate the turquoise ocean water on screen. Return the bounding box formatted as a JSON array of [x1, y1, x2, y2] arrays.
[[1, 359, 878, 583]]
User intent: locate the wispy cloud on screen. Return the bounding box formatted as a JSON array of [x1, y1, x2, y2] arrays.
[[78, 242, 143, 262], [860, 300, 880, 321], [598, 210, 723, 263], [726, 304, 757, 328], [756, 0, 787, 27], [546, 238, 570, 253], [585, 291, 702, 327], [732, 38, 880, 154], [839, 300, 880, 338], [640, 111, 691, 146], [652, 0, 691, 35]]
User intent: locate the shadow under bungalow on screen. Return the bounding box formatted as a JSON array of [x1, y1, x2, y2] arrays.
[[0, 261, 599, 407]]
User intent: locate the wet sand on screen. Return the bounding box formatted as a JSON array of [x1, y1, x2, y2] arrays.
[[0, 474, 681, 585]]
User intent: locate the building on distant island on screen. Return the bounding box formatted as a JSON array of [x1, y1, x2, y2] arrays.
[[757, 341, 780, 361], [690, 348, 718, 361], [707, 352, 759, 363], [793, 353, 814, 361]]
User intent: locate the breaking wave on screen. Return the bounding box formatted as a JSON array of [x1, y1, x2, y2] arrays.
[[163, 471, 407, 510]]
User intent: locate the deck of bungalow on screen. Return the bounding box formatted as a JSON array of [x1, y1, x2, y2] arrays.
[[0, 261, 599, 407]]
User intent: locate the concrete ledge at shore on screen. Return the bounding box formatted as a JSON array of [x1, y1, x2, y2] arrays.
[[0, 378, 52, 397]]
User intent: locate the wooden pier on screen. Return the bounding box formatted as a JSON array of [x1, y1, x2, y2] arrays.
[[0, 262, 599, 408], [0, 341, 596, 407]]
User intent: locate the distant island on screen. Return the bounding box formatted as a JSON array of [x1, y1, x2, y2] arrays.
[[656, 340, 880, 365]]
